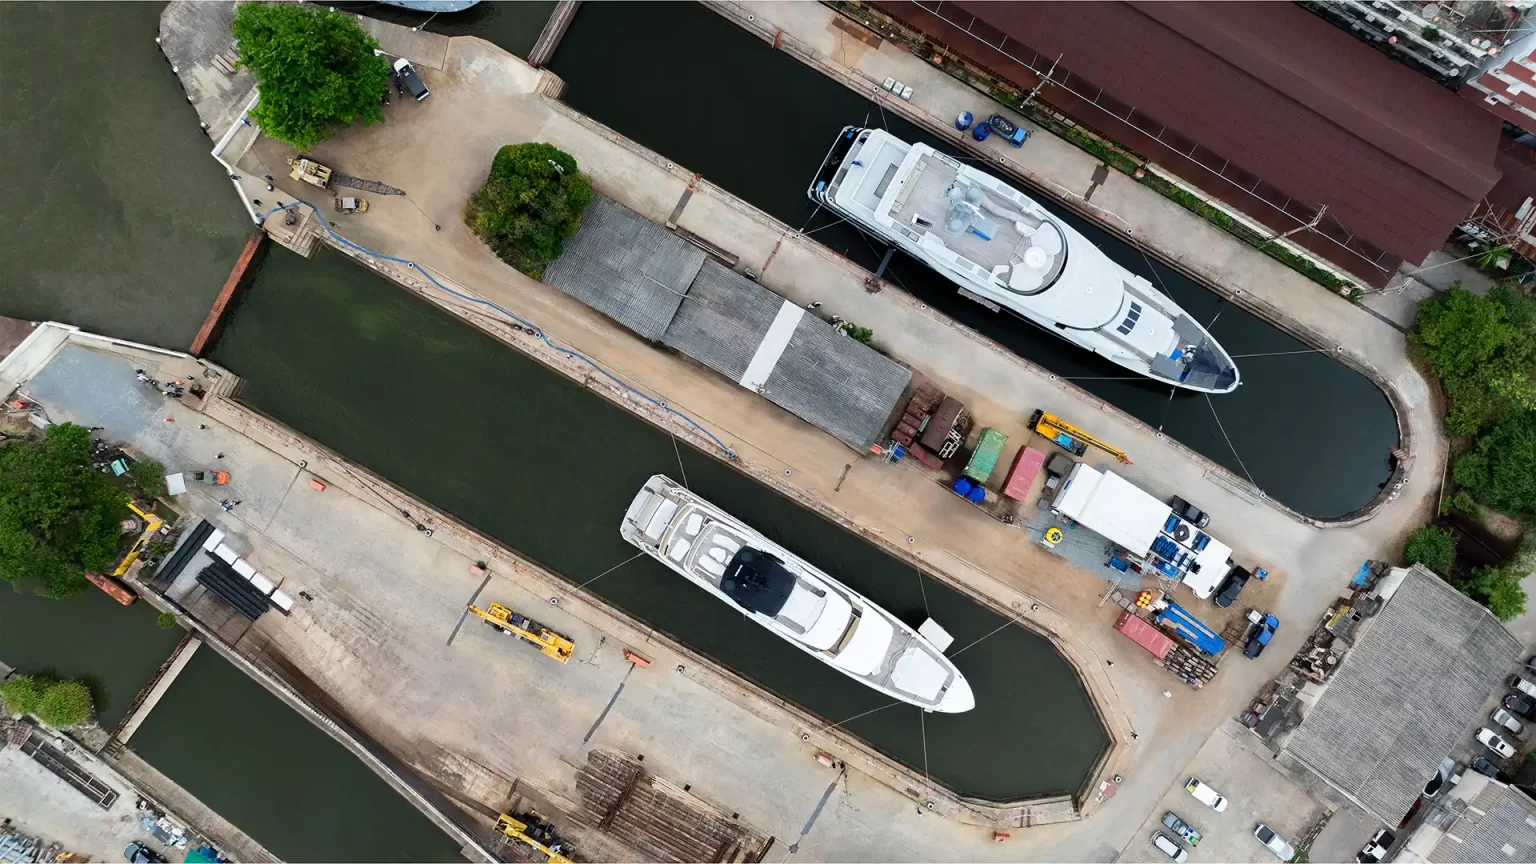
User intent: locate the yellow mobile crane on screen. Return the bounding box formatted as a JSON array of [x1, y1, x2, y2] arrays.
[[467, 602, 575, 663], [494, 812, 573, 863], [1029, 410, 1133, 465]]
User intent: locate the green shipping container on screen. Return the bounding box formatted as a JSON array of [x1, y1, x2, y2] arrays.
[[963, 427, 1008, 483]]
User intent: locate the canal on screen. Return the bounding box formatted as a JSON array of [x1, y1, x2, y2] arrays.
[[210, 245, 1109, 802], [535, 2, 1400, 520], [130, 649, 466, 863]]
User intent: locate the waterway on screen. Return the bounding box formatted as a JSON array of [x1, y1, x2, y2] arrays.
[[536, 2, 1401, 520], [211, 244, 1109, 802], [0, 2, 252, 349], [0, 587, 184, 731], [130, 649, 465, 863]]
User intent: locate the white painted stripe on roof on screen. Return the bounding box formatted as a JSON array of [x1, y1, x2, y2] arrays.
[[739, 301, 804, 391]]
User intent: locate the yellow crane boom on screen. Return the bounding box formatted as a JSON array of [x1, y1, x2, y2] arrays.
[[494, 812, 572, 863], [1030, 410, 1133, 465], [468, 602, 574, 663]]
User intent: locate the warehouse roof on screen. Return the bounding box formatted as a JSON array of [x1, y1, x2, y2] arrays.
[[543, 196, 705, 341], [1427, 781, 1536, 864], [891, 0, 1502, 267], [1283, 565, 1521, 823]]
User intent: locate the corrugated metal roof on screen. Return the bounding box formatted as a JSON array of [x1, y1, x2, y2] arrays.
[[542, 196, 704, 341], [1428, 782, 1536, 864], [886, 1, 1503, 270], [1283, 566, 1521, 824]]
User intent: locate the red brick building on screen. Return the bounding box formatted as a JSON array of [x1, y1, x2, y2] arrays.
[[871, 1, 1507, 288]]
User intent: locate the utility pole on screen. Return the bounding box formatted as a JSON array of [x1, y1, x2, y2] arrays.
[[1265, 204, 1327, 243], [1020, 54, 1063, 108]]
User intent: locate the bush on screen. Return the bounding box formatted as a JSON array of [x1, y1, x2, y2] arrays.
[[233, 3, 391, 150], [1453, 412, 1536, 518], [1403, 525, 1456, 577], [0, 423, 129, 598], [465, 143, 594, 278], [1413, 285, 1536, 436], [836, 322, 875, 345], [156, 611, 178, 630], [1, 675, 43, 716], [127, 458, 166, 501], [35, 680, 93, 728]]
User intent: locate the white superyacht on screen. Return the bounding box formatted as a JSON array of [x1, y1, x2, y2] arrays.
[[620, 475, 975, 713], [810, 127, 1239, 393]]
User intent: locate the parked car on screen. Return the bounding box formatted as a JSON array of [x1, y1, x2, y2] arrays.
[[1471, 756, 1502, 778], [1398, 795, 1424, 829], [1478, 726, 1516, 758], [1161, 811, 1202, 846], [1356, 827, 1395, 863], [124, 843, 166, 864], [1244, 614, 1280, 658], [1510, 675, 1536, 698], [1152, 832, 1189, 863], [1213, 566, 1251, 608], [1527, 655, 1536, 672], [1255, 824, 1297, 861], [1422, 757, 1455, 798], [1505, 692, 1536, 721], [1185, 777, 1228, 811], [393, 57, 429, 101], [1169, 495, 1211, 528], [1492, 707, 1526, 736]]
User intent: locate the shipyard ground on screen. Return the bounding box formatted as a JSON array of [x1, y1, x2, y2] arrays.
[[151, 1, 1455, 860], [0, 747, 172, 863]]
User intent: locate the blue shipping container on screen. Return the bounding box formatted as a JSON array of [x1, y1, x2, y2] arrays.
[[1155, 602, 1226, 656]]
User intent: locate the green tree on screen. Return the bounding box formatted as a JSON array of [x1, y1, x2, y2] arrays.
[[0, 423, 128, 598], [233, 3, 391, 150], [1, 674, 43, 716], [35, 680, 93, 728], [1413, 285, 1536, 435], [127, 457, 166, 501], [156, 611, 178, 630], [1457, 566, 1528, 622], [1454, 411, 1536, 518], [1403, 524, 1456, 577], [465, 143, 594, 278]]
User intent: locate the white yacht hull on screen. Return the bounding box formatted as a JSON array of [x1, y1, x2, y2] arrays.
[[809, 127, 1239, 394], [620, 475, 974, 713]]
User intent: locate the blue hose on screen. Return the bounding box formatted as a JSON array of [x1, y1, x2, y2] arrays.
[[262, 200, 736, 457]]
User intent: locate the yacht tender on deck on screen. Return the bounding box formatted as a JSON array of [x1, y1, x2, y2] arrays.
[[810, 127, 1239, 394], [620, 474, 975, 713]]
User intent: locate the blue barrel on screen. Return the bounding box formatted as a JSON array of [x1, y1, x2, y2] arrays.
[[955, 111, 974, 131], [967, 484, 987, 504], [952, 477, 973, 498], [971, 122, 992, 142]]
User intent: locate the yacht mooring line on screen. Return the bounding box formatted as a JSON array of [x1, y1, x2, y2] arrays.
[[577, 552, 644, 590], [1204, 393, 1258, 488]]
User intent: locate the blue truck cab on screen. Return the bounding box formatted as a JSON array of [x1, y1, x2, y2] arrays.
[[986, 113, 1029, 147]]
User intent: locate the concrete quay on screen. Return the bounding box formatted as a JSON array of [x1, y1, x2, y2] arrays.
[[14, 326, 1087, 861]]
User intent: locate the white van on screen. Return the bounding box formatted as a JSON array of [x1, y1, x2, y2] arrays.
[[1185, 777, 1228, 811]]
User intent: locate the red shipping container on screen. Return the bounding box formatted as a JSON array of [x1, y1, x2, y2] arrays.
[[1115, 611, 1175, 659], [1000, 446, 1047, 501], [911, 446, 945, 470]]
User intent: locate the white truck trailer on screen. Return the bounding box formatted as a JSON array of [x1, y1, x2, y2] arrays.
[[1052, 463, 1234, 598]]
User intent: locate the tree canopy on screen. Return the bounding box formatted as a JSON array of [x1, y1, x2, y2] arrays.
[[35, 680, 93, 728], [0, 423, 128, 598], [1454, 411, 1536, 518], [233, 3, 391, 150], [1414, 284, 1536, 436], [1, 675, 42, 716], [465, 143, 594, 278]]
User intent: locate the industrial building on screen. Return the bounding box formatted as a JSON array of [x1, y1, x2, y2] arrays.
[[868, 1, 1508, 288], [1398, 772, 1536, 863], [1277, 565, 1522, 825]]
